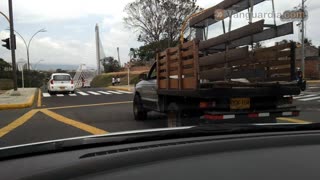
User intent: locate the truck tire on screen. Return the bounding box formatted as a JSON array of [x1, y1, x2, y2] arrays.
[[133, 94, 147, 121], [167, 103, 184, 127]]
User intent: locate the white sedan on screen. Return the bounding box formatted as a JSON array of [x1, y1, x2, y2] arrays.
[[47, 73, 75, 95]]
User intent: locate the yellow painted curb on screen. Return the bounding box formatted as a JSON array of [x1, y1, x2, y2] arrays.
[[107, 86, 133, 92], [307, 80, 320, 84], [0, 90, 36, 110]]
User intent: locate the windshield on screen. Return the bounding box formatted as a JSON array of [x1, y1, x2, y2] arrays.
[[0, 0, 318, 151], [53, 75, 71, 81]]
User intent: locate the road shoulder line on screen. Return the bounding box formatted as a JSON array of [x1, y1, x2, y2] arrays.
[[46, 101, 133, 110], [277, 117, 311, 124], [37, 89, 42, 108], [40, 109, 108, 135], [0, 109, 39, 138]]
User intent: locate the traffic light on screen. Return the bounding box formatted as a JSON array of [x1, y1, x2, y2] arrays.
[[2, 38, 10, 50]]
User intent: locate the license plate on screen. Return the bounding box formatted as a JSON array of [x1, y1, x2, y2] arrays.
[[60, 87, 65, 90], [230, 98, 250, 110]]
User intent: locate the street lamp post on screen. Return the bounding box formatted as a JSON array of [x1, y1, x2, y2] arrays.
[[17, 60, 27, 88], [9, 29, 46, 71], [33, 60, 44, 70]]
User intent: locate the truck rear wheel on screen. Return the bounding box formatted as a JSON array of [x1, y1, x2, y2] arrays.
[[167, 103, 184, 127], [133, 94, 147, 121]]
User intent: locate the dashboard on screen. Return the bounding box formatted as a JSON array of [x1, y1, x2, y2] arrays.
[[1, 130, 320, 180]]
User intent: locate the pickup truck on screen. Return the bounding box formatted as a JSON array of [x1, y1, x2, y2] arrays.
[[134, 1, 302, 127], [134, 41, 301, 127]]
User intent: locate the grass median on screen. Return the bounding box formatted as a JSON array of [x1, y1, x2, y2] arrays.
[[91, 71, 147, 88]]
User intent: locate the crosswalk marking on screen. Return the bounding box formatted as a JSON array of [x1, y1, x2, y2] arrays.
[[77, 92, 89, 96], [42, 90, 134, 98], [98, 91, 111, 95], [87, 91, 101, 95], [116, 90, 133, 94], [107, 91, 123, 94], [293, 94, 319, 99], [299, 96, 320, 101], [43, 93, 51, 97]]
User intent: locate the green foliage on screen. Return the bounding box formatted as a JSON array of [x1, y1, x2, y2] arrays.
[[124, 0, 199, 44], [102, 56, 121, 73], [17, 70, 46, 88], [91, 74, 113, 87], [91, 73, 141, 87], [0, 58, 11, 72], [0, 79, 13, 90]]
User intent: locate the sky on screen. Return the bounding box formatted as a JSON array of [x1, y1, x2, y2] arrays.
[[0, 0, 319, 70]]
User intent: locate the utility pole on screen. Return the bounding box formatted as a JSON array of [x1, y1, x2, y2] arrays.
[[95, 24, 101, 75], [117, 47, 121, 66], [301, 0, 306, 78], [8, 0, 18, 92]]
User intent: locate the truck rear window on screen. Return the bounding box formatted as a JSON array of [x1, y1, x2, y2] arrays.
[[53, 75, 71, 81]]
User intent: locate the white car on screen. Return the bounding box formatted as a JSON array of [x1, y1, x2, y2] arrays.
[[47, 73, 75, 95]]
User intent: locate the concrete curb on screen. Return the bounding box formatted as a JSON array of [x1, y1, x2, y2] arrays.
[[0, 90, 36, 110], [107, 86, 134, 92]]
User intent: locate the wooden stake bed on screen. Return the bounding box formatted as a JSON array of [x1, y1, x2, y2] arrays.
[[157, 41, 297, 92], [157, 0, 298, 95]]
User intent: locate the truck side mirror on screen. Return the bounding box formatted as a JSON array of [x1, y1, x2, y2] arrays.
[[139, 73, 148, 80]]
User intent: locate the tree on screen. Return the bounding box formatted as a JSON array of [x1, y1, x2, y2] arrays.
[[124, 0, 200, 45], [0, 58, 11, 72], [102, 57, 121, 73], [56, 69, 67, 73]]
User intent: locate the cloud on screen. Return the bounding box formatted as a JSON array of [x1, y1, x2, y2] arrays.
[[0, 0, 134, 24]]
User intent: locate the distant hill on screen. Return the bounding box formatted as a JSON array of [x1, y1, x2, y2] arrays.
[[35, 64, 84, 71]]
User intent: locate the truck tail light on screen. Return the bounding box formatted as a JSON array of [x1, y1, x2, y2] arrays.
[[71, 80, 74, 84], [50, 80, 54, 84], [204, 114, 235, 120], [248, 113, 258, 118]]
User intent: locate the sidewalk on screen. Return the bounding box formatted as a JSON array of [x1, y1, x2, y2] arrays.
[[0, 88, 37, 110], [107, 85, 135, 92]]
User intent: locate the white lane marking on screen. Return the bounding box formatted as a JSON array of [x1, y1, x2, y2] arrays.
[[299, 96, 320, 101], [87, 91, 101, 95], [56, 94, 64, 97], [77, 92, 89, 96], [69, 94, 77, 96], [116, 90, 133, 94], [42, 93, 51, 97], [98, 91, 111, 95], [107, 91, 123, 95], [293, 94, 319, 99], [309, 87, 319, 89]]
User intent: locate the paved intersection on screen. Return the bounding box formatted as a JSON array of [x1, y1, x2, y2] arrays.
[[0, 85, 320, 147]]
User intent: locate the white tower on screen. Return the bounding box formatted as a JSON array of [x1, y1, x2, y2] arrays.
[[95, 24, 101, 75]]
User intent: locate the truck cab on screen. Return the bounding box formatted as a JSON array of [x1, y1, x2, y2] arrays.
[[134, 63, 158, 119]]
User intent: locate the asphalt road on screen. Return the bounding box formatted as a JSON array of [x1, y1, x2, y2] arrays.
[[0, 85, 320, 148]]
